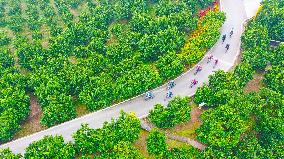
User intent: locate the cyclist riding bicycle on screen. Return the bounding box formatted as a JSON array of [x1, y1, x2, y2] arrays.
[[213, 59, 218, 68], [225, 44, 230, 52], [166, 91, 173, 98], [222, 34, 226, 43], [145, 91, 154, 100], [194, 65, 202, 75], [167, 80, 175, 89], [190, 79, 198, 88], [207, 54, 213, 63], [230, 28, 234, 38]]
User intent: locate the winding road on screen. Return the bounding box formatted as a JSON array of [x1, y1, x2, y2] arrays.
[[0, 0, 259, 154]]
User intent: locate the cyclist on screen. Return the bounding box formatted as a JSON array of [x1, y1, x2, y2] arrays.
[[166, 91, 173, 98], [230, 28, 234, 38], [167, 80, 175, 89], [194, 65, 202, 75], [222, 34, 226, 43], [225, 44, 230, 52], [213, 59, 218, 68], [190, 79, 198, 88], [145, 91, 154, 100], [207, 54, 213, 63]]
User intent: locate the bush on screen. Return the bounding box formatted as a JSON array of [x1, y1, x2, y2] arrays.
[[0, 149, 22, 159], [24, 135, 75, 159], [263, 65, 284, 94], [73, 111, 141, 156], [100, 141, 144, 159], [147, 129, 168, 156], [166, 147, 199, 159], [149, 96, 191, 128], [0, 48, 15, 68], [232, 62, 255, 88], [0, 31, 10, 46], [155, 52, 184, 81], [40, 94, 76, 127]]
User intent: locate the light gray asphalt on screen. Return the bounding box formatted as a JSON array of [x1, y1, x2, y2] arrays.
[[0, 0, 252, 154]]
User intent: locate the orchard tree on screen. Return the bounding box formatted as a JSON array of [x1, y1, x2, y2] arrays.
[[147, 129, 168, 156], [73, 111, 141, 156], [263, 65, 284, 94], [148, 97, 191, 128], [196, 104, 249, 149], [24, 135, 75, 159], [0, 149, 21, 159]]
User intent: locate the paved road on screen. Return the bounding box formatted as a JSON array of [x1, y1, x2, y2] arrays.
[[0, 0, 254, 154]]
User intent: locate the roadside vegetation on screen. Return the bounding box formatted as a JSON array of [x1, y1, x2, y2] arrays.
[[0, 0, 223, 142], [1, 0, 283, 158], [193, 0, 284, 158]]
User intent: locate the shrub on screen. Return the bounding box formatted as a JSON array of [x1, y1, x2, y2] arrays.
[[149, 97, 191, 128], [147, 129, 168, 156], [24, 135, 75, 159]]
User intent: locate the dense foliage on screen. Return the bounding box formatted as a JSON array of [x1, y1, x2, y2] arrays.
[[73, 111, 141, 157], [0, 31, 10, 46], [146, 129, 168, 156], [256, 0, 284, 41], [0, 0, 222, 141], [148, 96, 191, 128], [0, 149, 22, 159], [166, 147, 199, 159], [264, 63, 284, 94], [0, 48, 30, 142], [24, 135, 75, 159], [179, 10, 225, 66], [2, 111, 144, 158], [194, 0, 284, 158]]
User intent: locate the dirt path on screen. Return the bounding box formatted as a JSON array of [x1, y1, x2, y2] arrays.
[[166, 133, 206, 150], [190, 107, 203, 123], [28, 94, 42, 119], [244, 72, 264, 93], [14, 94, 46, 139], [140, 107, 206, 150]]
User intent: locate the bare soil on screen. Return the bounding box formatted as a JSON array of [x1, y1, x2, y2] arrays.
[[166, 107, 203, 139], [244, 72, 264, 93], [69, 8, 80, 17], [106, 30, 118, 45], [76, 104, 89, 117], [14, 94, 46, 139]]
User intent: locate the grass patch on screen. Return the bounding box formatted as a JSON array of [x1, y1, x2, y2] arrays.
[[167, 139, 191, 149], [174, 122, 201, 139], [164, 106, 203, 139], [133, 130, 155, 159], [76, 104, 89, 117]]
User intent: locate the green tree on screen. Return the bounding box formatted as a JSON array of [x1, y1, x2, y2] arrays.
[[147, 129, 168, 156], [73, 111, 141, 156], [263, 65, 284, 94], [149, 97, 191, 128], [24, 135, 75, 159], [0, 149, 22, 159]]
